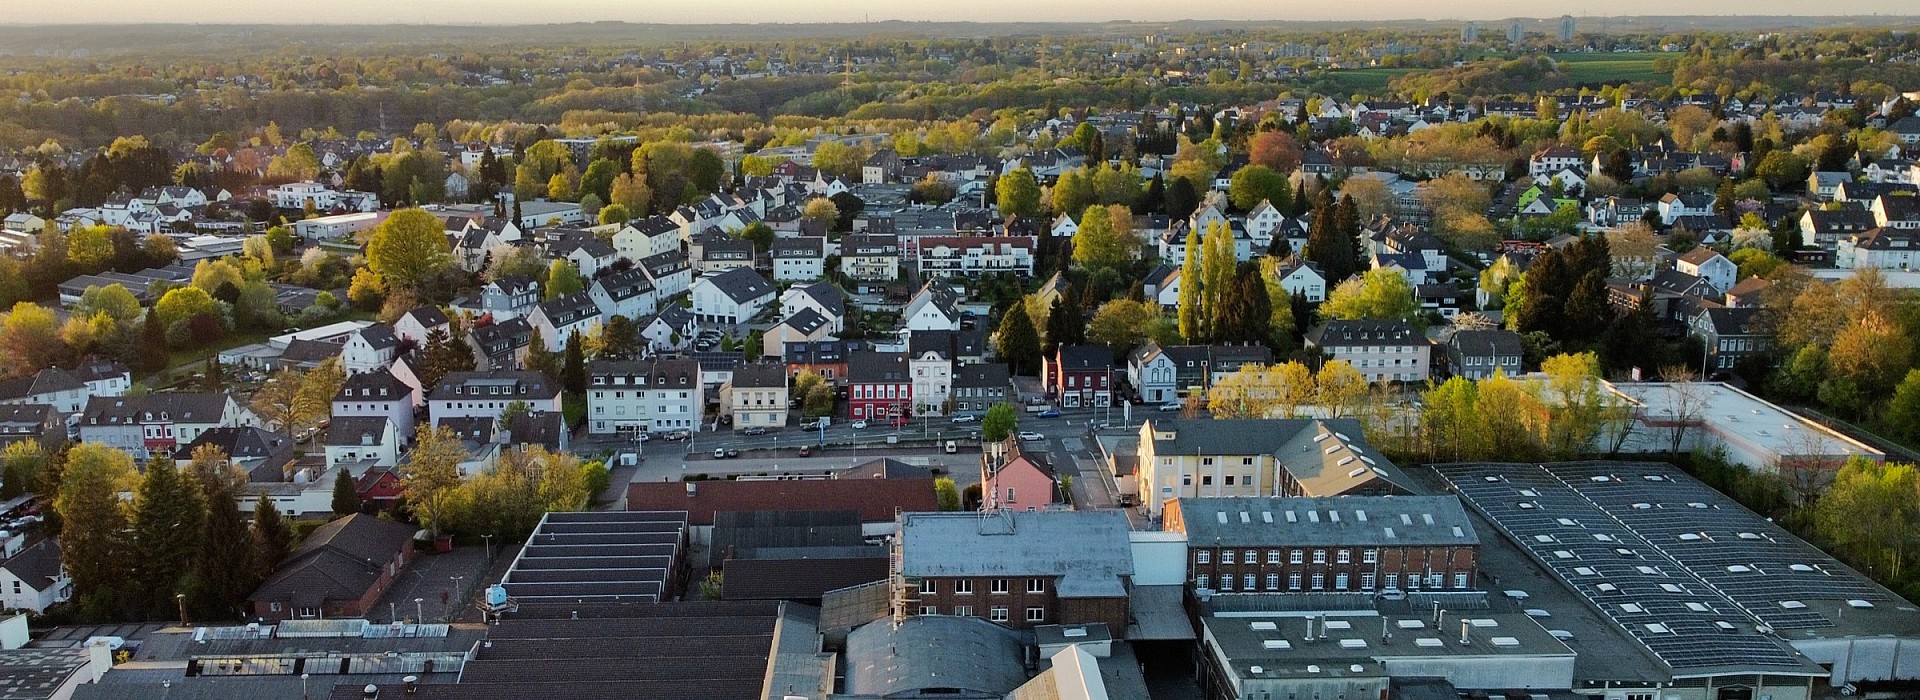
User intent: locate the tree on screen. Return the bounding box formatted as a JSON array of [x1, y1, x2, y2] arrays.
[[1884, 370, 1920, 445], [189, 477, 254, 619], [562, 333, 587, 395], [545, 259, 583, 299], [131, 457, 206, 617], [1339, 177, 1395, 221], [1227, 164, 1289, 212], [608, 172, 651, 216], [1754, 151, 1811, 192], [403, 425, 466, 536], [1072, 205, 1131, 270], [418, 326, 476, 390], [1815, 457, 1918, 581], [1303, 192, 1356, 284], [598, 203, 632, 226], [76, 281, 142, 322], [1, 302, 64, 378], [366, 208, 453, 293], [1051, 168, 1094, 218], [934, 478, 961, 511], [1214, 265, 1273, 345], [251, 494, 292, 576], [1177, 225, 1204, 342], [56, 443, 136, 610], [328, 465, 363, 516], [1088, 300, 1160, 357], [1828, 312, 1914, 398], [1249, 130, 1303, 173], [738, 222, 776, 253], [1044, 298, 1083, 355], [598, 315, 644, 362], [1321, 268, 1422, 328], [801, 198, 839, 228], [982, 403, 1018, 442], [996, 168, 1043, 220], [252, 369, 311, 432], [812, 141, 867, 179], [996, 305, 1042, 376]]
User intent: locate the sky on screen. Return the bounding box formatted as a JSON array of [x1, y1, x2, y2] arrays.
[[6, 0, 1918, 25]]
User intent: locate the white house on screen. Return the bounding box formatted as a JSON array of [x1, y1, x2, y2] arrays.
[[903, 281, 963, 332], [907, 333, 958, 417], [639, 251, 694, 299], [916, 236, 1035, 278], [1529, 146, 1582, 178], [589, 268, 658, 321], [1673, 248, 1738, 293], [527, 292, 604, 352], [771, 236, 828, 281], [1304, 320, 1432, 383], [614, 216, 683, 261], [840, 234, 901, 283], [1275, 259, 1328, 302], [451, 276, 540, 322], [1245, 200, 1286, 249], [546, 232, 619, 279], [1127, 342, 1179, 404], [393, 306, 451, 347], [690, 267, 776, 328], [427, 371, 562, 424], [0, 540, 71, 614], [761, 309, 836, 360], [1658, 192, 1716, 226], [331, 368, 418, 442], [1050, 213, 1080, 238], [780, 282, 847, 333], [1837, 228, 1920, 270], [321, 416, 400, 468], [639, 308, 699, 352], [585, 358, 704, 435], [341, 324, 401, 375]]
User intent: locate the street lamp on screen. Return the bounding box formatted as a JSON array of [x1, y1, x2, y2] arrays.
[[481, 534, 494, 563]]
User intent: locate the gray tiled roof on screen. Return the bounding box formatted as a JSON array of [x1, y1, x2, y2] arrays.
[[898, 510, 1132, 585], [700, 267, 774, 304], [1175, 495, 1478, 547]]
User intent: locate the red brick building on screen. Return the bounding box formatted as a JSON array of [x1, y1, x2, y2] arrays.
[[1044, 345, 1113, 408], [248, 513, 417, 621], [1165, 495, 1480, 596], [895, 510, 1134, 637], [847, 350, 911, 426]]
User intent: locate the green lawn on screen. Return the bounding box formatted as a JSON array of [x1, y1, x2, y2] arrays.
[[1554, 52, 1664, 84]]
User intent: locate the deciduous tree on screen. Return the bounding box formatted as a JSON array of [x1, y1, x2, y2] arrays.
[[366, 208, 453, 293]]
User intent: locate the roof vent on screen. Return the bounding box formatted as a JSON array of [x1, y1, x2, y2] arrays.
[[1262, 639, 1290, 650], [1250, 665, 1264, 675]]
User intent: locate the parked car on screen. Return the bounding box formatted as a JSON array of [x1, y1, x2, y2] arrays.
[[951, 413, 979, 424], [850, 420, 868, 429], [1158, 401, 1182, 411], [1036, 408, 1061, 418], [712, 448, 728, 459], [1018, 431, 1044, 441], [725, 448, 740, 458], [797, 445, 812, 457], [633, 432, 651, 442], [742, 427, 767, 436]]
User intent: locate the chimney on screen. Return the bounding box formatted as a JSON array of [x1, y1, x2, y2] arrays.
[[1460, 619, 1471, 645], [403, 676, 419, 694], [362, 684, 379, 699], [86, 639, 112, 683]]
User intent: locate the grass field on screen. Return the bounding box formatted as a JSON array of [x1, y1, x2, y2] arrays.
[[1554, 52, 1666, 84]]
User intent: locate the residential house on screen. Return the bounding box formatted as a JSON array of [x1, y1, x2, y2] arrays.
[[840, 234, 901, 283], [1445, 330, 1524, 380], [180, 427, 296, 481], [907, 332, 959, 417], [638, 307, 699, 352], [1274, 258, 1328, 302], [1872, 194, 1920, 229], [1045, 346, 1113, 409], [514, 200, 585, 229], [528, 291, 604, 352], [720, 363, 788, 432], [896, 510, 1133, 636], [1128, 343, 1181, 405], [322, 416, 400, 469], [330, 368, 417, 443], [1142, 265, 1182, 311], [780, 281, 847, 333], [690, 267, 776, 328], [0, 540, 70, 614], [1304, 320, 1432, 383], [1692, 307, 1773, 373], [951, 363, 1012, 414], [1050, 213, 1080, 239], [1809, 171, 1851, 201], [77, 393, 254, 460], [588, 267, 658, 320], [917, 236, 1035, 278], [0, 404, 63, 450], [450, 275, 540, 322], [1245, 200, 1288, 251], [903, 281, 964, 332], [981, 439, 1063, 511], [848, 351, 912, 426], [785, 340, 857, 384], [585, 358, 704, 435], [761, 308, 835, 360], [340, 324, 401, 375], [771, 236, 828, 281], [614, 216, 682, 261], [1658, 192, 1717, 226], [1801, 208, 1879, 249], [427, 371, 562, 424], [1166, 495, 1479, 595], [0, 367, 89, 413], [466, 317, 533, 371], [638, 250, 694, 299], [697, 237, 757, 274], [392, 306, 451, 347], [862, 148, 902, 184], [1529, 146, 1583, 179], [1837, 228, 1920, 269], [1674, 248, 1738, 293], [1133, 419, 1413, 517], [248, 514, 415, 621]]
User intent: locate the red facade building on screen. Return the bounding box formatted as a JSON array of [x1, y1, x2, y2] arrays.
[[847, 351, 911, 425]]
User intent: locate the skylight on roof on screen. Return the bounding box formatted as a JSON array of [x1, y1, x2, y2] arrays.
[[1414, 638, 1444, 648], [1338, 639, 1367, 649]]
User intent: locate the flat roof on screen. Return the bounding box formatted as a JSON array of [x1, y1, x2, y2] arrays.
[[898, 510, 1133, 594], [1436, 462, 1920, 679], [1200, 600, 1573, 682], [1605, 381, 1880, 463]]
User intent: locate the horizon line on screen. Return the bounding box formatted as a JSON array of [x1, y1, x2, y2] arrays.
[[2, 14, 1920, 27]]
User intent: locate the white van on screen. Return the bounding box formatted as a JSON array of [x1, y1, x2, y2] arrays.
[[944, 440, 958, 454]]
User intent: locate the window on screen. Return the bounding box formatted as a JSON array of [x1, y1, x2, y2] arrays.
[[1181, 474, 1192, 486], [1266, 573, 1280, 590], [1288, 574, 1302, 591], [299, 606, 318, 618], [1428, 574, 1444, 589], [1195, 550, 1210, 564], [1266, 550, 1281, 564], [1384, 573, 1399, 590], [1243, 574, 1256, 590], [919, 605, 939, 615], [1363, 549, 1378, 564], [1361, 573, 1376, 590], [921, 580, 937, 595], [1406, 575, 1419, 590], [1312, 550, 1327, 564], [1310, 574, 1325, 590], [1201, 475, 1213, 486], [1217, 576, 1232, 591], [1244, 550, 1257, 564], [953, 605, 973, 617], [1337, 550, 1351, 564], [1289, 550, 1303, 564], [1026, 607, 1046, 622], [1027, 579, 1045, 594], [1454, 573, 1469, 589], [1196, 574, 1211, 589], [269, 602, 283, 612], [990, 579, 1009, 594], [1221, 550, 1235, 564], [954, 580, 974, 595], [990, 607, 1009, 622], [1335, 573, 1350, 590], [1224, 475, 1235, 486]]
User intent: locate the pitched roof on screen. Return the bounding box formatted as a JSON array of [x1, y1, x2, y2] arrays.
[[334, 368, 411, 402], [787, 281, 846, 317], [773, 308, 830, 336], [1677, 247, 1726, 266], [401, 305, 450, 329], [1448, 329, 1523, 357], [952, 362, 1011, 390], [898, 510, 1132, 596], [770, 236, 826, 258], [0, 539, 63, 592], [1700, 306, 1764, 335], [323, 416, 395, 447], [728, 363, 787, 389], [251, 513, 416, 606], [354, 323, 399, 350], [1304, 320, 1423, 348], [428, 371, 558, 402], [80, 393, 230, 426], [587, 358, 701, 387], [1054, 344, 1112, 370], [844, 616, 1027, 699], [847, 351, 909, 383], [698, 267, 774, 304], [0, 367, 83, 402], [536, 291, 601, 327], [591, 267, 654, 301]]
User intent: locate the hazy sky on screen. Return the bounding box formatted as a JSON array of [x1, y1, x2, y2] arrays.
[[7, 0, 1917, 24]]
